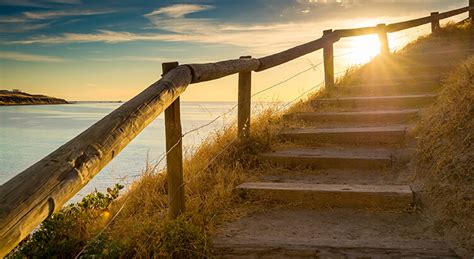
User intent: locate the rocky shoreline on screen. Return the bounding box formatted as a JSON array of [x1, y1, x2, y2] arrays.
[[0, 92, 68, 106]]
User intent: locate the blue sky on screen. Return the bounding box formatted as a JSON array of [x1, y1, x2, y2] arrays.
[[0, 0, 469, 101]]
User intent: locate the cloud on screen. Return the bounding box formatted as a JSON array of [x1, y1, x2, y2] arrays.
[[22, 9, 114, 20], [89, 55, 166, 62], [0, 51, 64, 62], [4, 2, 452, 55], [0, 0, 81, 7], [0, 8, 115, 33], [144, 4, 213, 18], [0, 22, 50, 33]]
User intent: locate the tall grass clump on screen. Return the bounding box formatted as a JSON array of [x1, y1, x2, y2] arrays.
[[415, 56, 474, 256]]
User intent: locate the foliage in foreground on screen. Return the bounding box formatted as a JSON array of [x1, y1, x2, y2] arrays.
[[10, 20, 473, 258], [9, 184, 123, 258], [415, 56, 474, 256], [11, 108, 281, 258]]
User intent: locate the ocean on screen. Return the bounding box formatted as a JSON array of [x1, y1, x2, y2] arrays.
[[0, 102, 247, 202]]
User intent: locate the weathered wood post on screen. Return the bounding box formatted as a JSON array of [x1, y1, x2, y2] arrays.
[[431, 12, 440, 34], [470, 0, 474, 20], [162, 61, 185, 218], [377, 24, 390, 56], [323, 29, 335, 89], [238, 56, 252, 139]]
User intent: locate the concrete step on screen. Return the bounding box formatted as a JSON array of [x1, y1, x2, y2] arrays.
[[237, 182, 413, 209], [259, 148, 393, 170], [214, 209, 457, 258], [335, 81, 441, 95], [361, 75, 441, 83], [312, 94, 436, 110], [280, 126, 407, 145], [284, 109, 420, 124]]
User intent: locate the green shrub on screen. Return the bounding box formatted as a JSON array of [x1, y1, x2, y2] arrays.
[[9, 184, 123, 258], [155, 216, 210, 258]]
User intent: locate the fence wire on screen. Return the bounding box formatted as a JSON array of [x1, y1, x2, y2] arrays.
[[74, 15, 471, 256]]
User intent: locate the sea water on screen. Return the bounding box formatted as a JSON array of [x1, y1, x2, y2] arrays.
[[0, 102, 246, 201]]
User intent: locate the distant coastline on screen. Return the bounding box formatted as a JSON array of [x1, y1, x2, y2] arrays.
[[70, 100, 123, 104], [0, 90, 69, 106]]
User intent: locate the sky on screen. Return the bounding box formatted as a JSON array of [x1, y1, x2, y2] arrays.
[[0, 0, 469, 101]]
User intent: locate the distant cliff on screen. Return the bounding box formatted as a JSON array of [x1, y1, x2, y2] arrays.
[[0, 91, 68, 106]]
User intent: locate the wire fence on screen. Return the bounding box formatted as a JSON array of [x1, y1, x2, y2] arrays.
[[74, 16, 473, 256]]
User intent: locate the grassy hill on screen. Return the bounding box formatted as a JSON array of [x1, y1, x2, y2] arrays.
[[0, 91, 68, 105]]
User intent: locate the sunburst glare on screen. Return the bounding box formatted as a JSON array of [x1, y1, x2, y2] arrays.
[[344, 34, 381, 64]]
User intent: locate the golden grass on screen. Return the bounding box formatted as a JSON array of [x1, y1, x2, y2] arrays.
[[82, 108, 284, 257], [415, 55, 474, 257], [97, 20, 474, 257], [12, 20, 473, 258]]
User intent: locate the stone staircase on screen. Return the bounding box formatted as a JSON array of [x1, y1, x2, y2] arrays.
[[212, 76, 457, 257], [213, 36, 473, 258]]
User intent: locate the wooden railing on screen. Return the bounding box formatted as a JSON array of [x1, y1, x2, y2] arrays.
[[1, 2, 473, 256]]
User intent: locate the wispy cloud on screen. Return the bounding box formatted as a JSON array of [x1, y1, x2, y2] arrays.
[[89, 55, 166, 62], [0, 51, 64, 62], [144, 4, 213, 18], [0, 22, 50, 33], [0, 0, 81, 7], [6, 4, 330, 54], [22, 9, 113, 20], [0, 8, 115, 33], [2, 3, 431, 55]]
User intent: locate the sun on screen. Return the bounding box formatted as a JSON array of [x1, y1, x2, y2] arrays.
[[344, 35, 382, 64]]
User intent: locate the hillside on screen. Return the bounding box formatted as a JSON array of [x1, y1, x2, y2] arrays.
[[415, 56, 474, 256], [0, 91, 68, 106]]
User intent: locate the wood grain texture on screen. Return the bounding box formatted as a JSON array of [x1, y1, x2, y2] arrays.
[[386, 16, 432, 32], [437, 6, 470, 20], [431, 12, 440, 34], [256, 35, 338, 72], [323, 30, 335, 89], [470, 0, 474, 19], [0, 3, 471, 256], [333, 26, 378, 38], [188, 58, 260, 83], [377, 24, 390, 56], [238, 56, 252, 139], [163, 62, 185, 219], [0, 65, 193, 257]]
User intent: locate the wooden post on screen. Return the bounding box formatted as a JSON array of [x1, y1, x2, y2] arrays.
[[377, 24, 390, 56], [163, 61, 185, 218], [431, 12, 440, 34], [470, 0, 474, 20], [323, 29, 335, 89], [238, 56, 252, 139]]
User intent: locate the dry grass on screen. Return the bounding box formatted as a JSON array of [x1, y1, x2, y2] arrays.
[[96, 20, 473, 257], [415, 56, 474, 257], [79, 108, 284, 257], [12, 20, 473, 258]]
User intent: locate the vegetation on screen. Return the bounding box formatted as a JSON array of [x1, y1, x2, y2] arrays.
[[415, 56, 474, 256], [0, 91, 68, 105], [9, 21, 473, 257], [9, 108, 282, 258], [9, 184, 124, 258]]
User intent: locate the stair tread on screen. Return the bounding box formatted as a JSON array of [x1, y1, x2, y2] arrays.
[[238, 182, 412, 194], [214, 209, 456, 257], [281, 125, 407, 134], [293, 109, 421, 116], [317, 94, 436, 101], [260, 148, 393, 160]]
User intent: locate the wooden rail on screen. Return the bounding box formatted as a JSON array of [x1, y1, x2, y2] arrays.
[[1, 2, 473, 256]]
